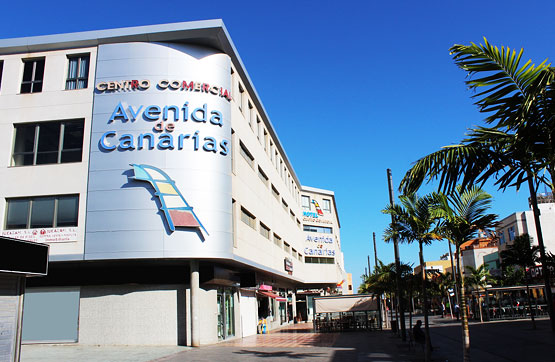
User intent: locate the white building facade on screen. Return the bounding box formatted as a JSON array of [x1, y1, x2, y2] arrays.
[[0, 21, 347, 346], [497, 195, 555, 256]]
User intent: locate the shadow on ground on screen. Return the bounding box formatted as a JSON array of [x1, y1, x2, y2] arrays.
[[233, 349, 327, 359]]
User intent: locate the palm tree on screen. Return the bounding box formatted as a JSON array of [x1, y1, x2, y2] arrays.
[[464, 265, 494, 322], [399, 40, 555, 332], [360, 260, 397, 329], [500, 234, 540, 328], [432, 186, 497, 362], [383, 193, 441, 362], [433, 272, 456, 318]]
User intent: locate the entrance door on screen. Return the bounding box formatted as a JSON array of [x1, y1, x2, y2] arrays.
[[217, 288, 235, 340], [217, 291, 225, 340]]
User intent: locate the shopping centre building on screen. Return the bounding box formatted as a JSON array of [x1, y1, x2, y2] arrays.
[[0, 20, 349, 346]]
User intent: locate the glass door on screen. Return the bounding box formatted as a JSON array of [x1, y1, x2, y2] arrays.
[[217, 288, 235, 340], [217, 291, 225, 340]]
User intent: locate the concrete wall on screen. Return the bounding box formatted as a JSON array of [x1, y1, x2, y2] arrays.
[[78, 284, 186, 345]]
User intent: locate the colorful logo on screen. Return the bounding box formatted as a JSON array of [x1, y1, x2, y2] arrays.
[[311, 199, 324, 216], [131, 164, 208, 234]]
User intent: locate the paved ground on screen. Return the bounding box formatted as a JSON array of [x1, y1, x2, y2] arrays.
[[21, 316, 555, 362]]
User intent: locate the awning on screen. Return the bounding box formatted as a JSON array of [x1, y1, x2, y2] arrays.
[[257, 291, 287, 302], [314, 295, 378, 313]]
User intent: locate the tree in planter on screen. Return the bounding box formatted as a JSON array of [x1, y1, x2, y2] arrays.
[[500, 234, 539, 328]]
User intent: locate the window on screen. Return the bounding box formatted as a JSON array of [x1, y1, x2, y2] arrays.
[[282, 199, 288, 211], [508, 226, 515, 241], [283, 241, 291, 254], [305, 257, 334, 264], [499, 232, 506, 245], [271, 185, 280, 201], [240, 207, 256, 229], [258, 167, 268, 186], [239, 141, 254, 168], [296, 218, 301, 228], [273, 233, 282, 247], [5, 195, 79, 229], [0, 60, 3, 91], [323, 199, 331, 212], [303, 225, 333, 234], [298, 252, 303, 262], [263, 129, 268, 152], [248, 102, 254, 128], [302, 196, 311, 210], [12, 120, 84, 166], [66, 54, 90, 90], [260, 223, 270, 239], [21, 58, 45, 93], [238, 84, 245, 111]]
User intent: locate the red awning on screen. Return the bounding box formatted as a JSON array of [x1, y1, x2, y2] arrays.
[[257, 291, 287, 302]]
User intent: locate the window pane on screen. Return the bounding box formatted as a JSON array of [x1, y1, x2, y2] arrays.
[[14, 124, 36, 153], [22, 61, 34, 82], [56, 196, 79, 227], [12, 154, 34, 166], [30, 198, 55, 228], [36, 123, 60, 165], [67, 58, 78, 79], [34, 59, 45, 81], [62, 122, 84, 150], [20, 82, 31, 93], [6, 199, 30, 229], [37, 123, 60, 152]]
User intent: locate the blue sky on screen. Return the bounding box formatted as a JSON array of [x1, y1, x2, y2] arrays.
[[3, 0, 554, 288]]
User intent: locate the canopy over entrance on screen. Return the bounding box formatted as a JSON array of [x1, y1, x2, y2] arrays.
[[314, 294, 378, 313]]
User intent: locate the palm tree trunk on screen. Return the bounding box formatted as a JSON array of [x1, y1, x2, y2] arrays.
[[478, 294, 483, 323], [527, 175, 555, 332], [448, 240, 460, 306], [525, 279, 536, 329], [419, 241, 432, 361], [457, 245, 471, 362]]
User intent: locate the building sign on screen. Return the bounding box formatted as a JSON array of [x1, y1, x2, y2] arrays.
[[85, 42, 232, 260], [95, 79, 232, 101], [131, 164, 207, 234], [304, 234, 335, 256], [528, 265, 555, 279], [98, 101, 229, 155], [1, 228, 78, 243], [306, 235, 333, 244], [284, 257, 293, 274]]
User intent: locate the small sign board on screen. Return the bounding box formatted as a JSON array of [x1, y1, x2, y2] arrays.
[[0, 236, 49, 276]]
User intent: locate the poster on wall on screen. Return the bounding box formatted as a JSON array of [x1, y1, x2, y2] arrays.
[[1, 227, 78, 243]]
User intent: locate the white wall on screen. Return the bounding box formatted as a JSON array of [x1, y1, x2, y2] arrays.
[[239, 289, 258, 337], [0, 47, 96, 259]]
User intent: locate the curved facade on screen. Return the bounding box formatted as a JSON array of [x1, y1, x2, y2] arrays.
[[0, 21, 348, 346]]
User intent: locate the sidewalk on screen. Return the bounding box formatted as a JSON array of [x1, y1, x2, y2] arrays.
[[21, 318, 555, 361]]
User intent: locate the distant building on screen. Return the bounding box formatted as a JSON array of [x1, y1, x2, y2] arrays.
[[497, 193, 555, 259], [414, 259, 454, 275], [459, 236, 498, 275]]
